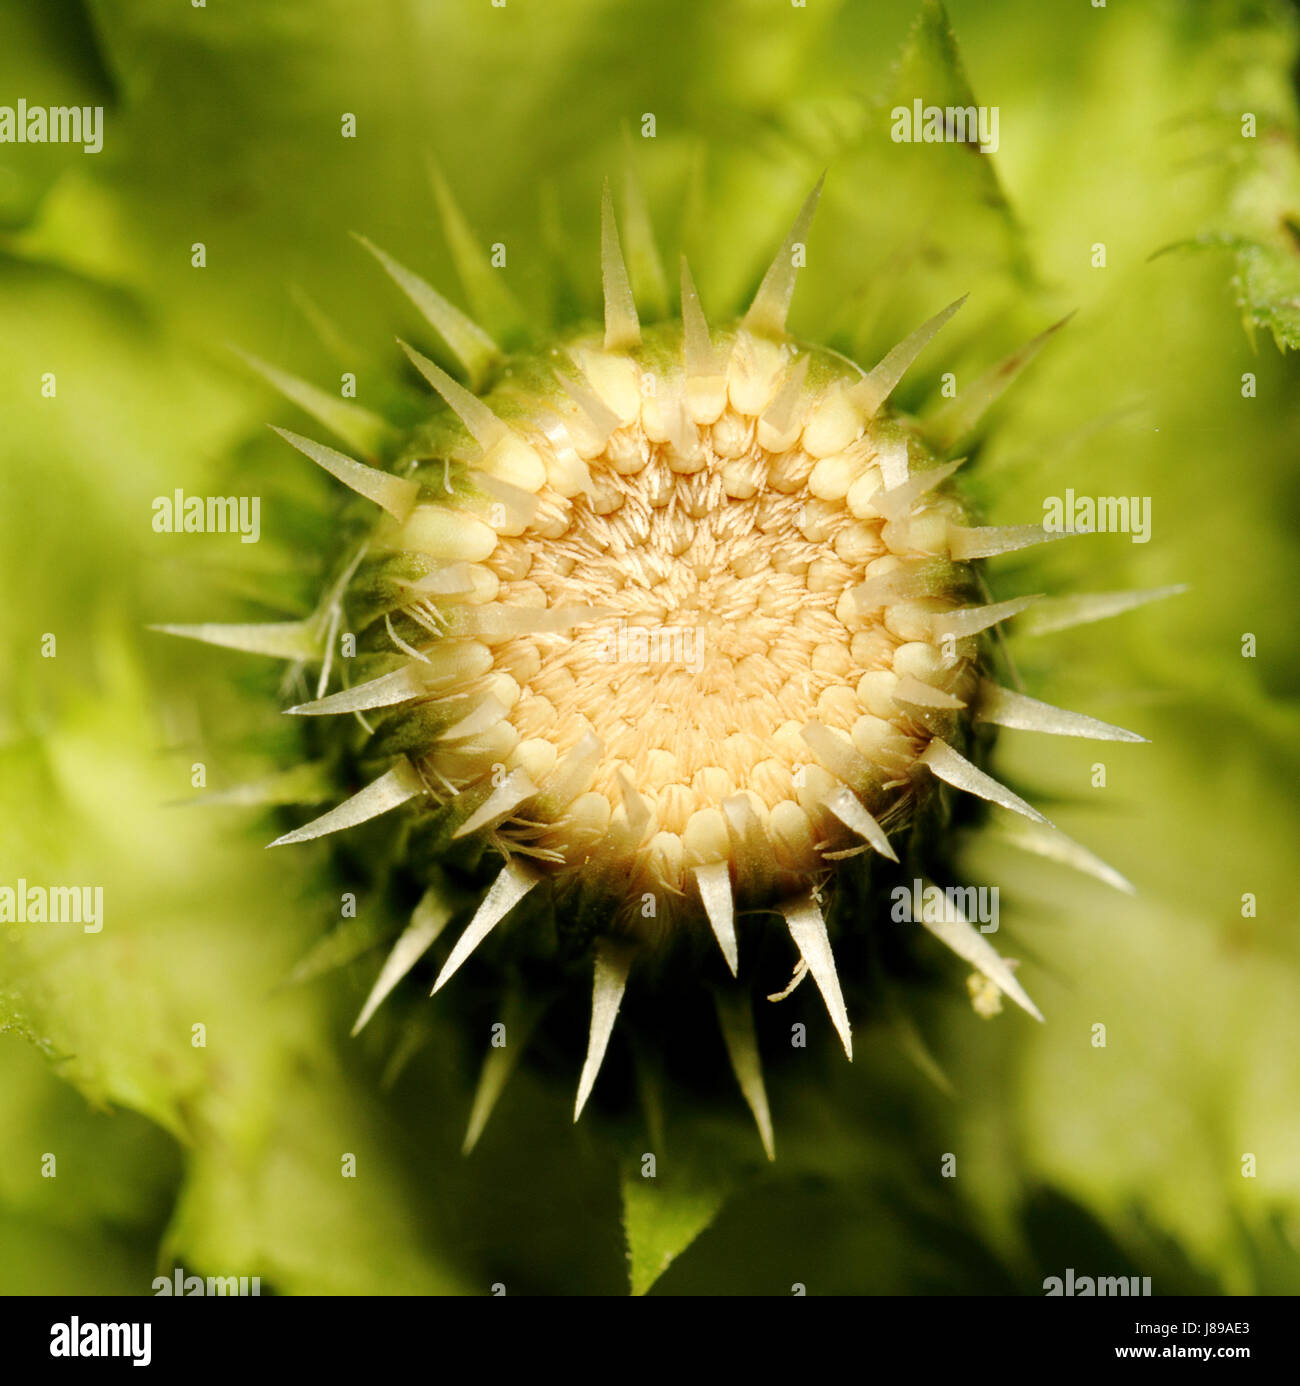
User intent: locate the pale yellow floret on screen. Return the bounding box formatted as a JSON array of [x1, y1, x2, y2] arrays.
[[383, 330, 983, 920]]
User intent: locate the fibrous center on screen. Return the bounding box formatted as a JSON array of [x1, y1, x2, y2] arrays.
[[388, 325, 979, 905]]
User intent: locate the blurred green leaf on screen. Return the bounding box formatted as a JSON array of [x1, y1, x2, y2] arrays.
[[1, 0, 1298, 1297], [621, 1157, 734, 1296]]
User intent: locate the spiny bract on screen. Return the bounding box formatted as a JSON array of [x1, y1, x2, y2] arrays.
[[160, 176, 1169, 1158]]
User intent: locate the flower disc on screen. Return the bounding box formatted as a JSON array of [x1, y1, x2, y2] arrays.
[[376, 322, 979, 936]]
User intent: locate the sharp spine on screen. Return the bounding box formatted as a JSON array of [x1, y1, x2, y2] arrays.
[[427, 155, 529, 342], [452, 768, 540, 839], [352, 884, 456, 1035], [354, 233, 500, 389], [781, 894, 852, 1059], [929, 312, 1074, 451], [620, 134, 669, 319], [574, 940, 634, 1120], [400, 343, 548, 494], [268, 758, 426, 847], [600, 177, 641, 350], [288, 283, 355, 365], [975, 681, 1147, 742], [399, 566, 475, 597], [823, 786, 898, 862], [948, 523, 1070, 561], [743, 174, 825, 336], [150, 619, 321, 661], [894, 675, 967, 710], [920, 738, 1053, 827], [399, 339, 508, 445], [722, 793, 775, 899], [1016, 584, 1188, 637], [914, 878, 1044, 1022], [431, 859, 540, 993], [760, 355, 810, 433], [931, 594, 1041, 639], [849, 296, 968, 417], [186, 761, 334, 809], [988, 818, 1136, 895], [463, 987, 546, 1154], [615, 768, 653, 847], [801, 721, 879, 798], [555, 366, 621, 437], [694, 862, 739, 976], [535, 731, 603, 816], [874, 456, 966, 521], [271, 426, 419, 519], [440, 695, 509, 742], [287, 665, 436, 715], [714, 989, 775, 1160], [680, 255, 722, 378], [231, 345, 393, 456], [849, 560, 943, 612]]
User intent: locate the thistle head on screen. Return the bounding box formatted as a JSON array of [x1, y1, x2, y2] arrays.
[[160, 175, 1159, 1154]]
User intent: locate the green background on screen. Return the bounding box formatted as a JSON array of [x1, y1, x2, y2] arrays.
[[1, 0, 1298, 1294]]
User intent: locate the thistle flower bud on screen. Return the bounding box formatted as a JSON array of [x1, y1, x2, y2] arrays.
[[163, 182, 1159, 1154]]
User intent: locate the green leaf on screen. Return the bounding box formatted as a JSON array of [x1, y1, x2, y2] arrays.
[[621, 1156, 734, 1296], [1231, 232, 1300, 350], [3, 0, 1300, 1299]]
